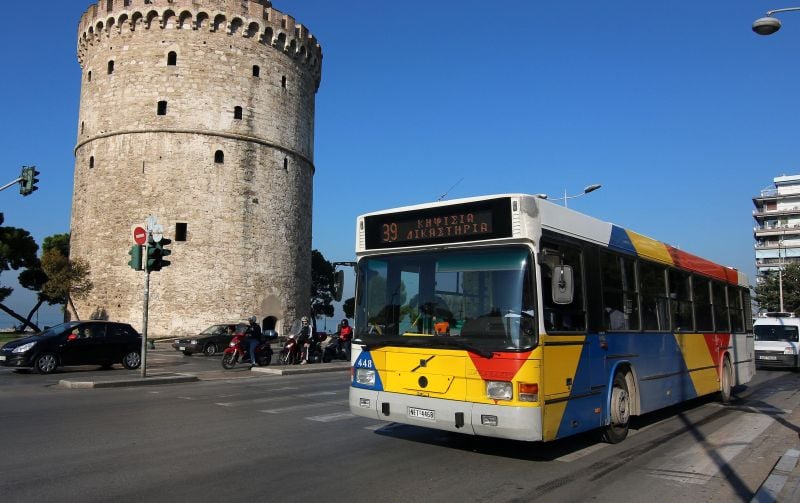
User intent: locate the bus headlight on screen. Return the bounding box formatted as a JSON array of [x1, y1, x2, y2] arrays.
[[486, 381, 512, 401], [356, 368, 376, 386]]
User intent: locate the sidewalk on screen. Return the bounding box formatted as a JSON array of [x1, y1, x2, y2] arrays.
[[752, 448, 800, 502]]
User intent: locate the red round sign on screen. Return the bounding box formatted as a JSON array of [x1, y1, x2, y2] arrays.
[[133, 226, 147, 245]]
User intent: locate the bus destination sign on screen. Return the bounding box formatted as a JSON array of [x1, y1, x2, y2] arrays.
[[364, 197, 513, 249]]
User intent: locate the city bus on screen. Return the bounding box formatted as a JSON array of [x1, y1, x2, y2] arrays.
[[348, 194, 754, 443]]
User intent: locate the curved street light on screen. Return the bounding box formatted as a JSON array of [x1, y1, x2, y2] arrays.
[[536, 184, 602, 208], [753, 7, 800, 35]]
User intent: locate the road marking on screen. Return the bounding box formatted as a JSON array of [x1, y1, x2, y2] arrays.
[[643, 412, 775, 484], [259, 400, 344, 414], [214, 388, 331, 407], [307, 412, 355, 422]]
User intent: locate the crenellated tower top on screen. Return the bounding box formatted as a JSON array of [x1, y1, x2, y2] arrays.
[[77, 0, 322, 90]]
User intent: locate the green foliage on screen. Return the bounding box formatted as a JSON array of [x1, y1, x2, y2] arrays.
[[311, 249, 335, 318], [754, 263, 800, 314], [0, 213, 40, 303], [343, 297, 355, 319]]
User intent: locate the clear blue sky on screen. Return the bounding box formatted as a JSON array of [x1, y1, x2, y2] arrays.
[[2, 0, 798, 327]]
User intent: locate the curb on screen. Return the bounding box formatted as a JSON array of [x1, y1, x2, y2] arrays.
[[251, 363, 350, 376], [751, 448, 800, 502], [58, 373, 199, 389]]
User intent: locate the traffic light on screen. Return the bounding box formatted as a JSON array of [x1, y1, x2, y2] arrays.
[[157, 238, 172, 269], [146, 240, 163, 271], [19, 166, 40, 196], [127, 245, 143, 271]]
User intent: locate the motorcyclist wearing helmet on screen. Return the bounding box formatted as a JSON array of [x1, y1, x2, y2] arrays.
[[247, 316, 262, 367], [298, 316, 313, 364]]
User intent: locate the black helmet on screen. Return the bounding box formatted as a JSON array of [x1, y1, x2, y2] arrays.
[[341, 319, 349, 326]]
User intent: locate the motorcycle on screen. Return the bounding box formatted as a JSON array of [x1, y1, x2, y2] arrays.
[[221, 330, 276, 369], [278, 320, 324, 364], [322, 335, 349, 363]]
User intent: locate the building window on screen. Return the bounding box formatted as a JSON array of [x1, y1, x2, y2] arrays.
[[214, 150, 224, 163], [124, 0, 131, 6], [107, 60, 114, 74], [283, 157, 288, 170], [175, 223, 187, 242], [89, 156, 95, 169], [281, 75, 286, 88], [81, 122, 85, 134], [252, 65, 260, 77], [234, 106, 243, 120], [167, 51, 177, 66], [87, 71, 92, 82], [157, 101, 167, 115]]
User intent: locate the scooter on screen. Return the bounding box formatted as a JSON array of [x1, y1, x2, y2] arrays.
[[322, 336, 349, 363], [279, 328, 325, 364], [221, 331, 276, 369]]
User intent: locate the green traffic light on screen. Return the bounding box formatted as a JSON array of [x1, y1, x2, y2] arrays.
[[19, 166, 40, 196], [127, 245, 143, 271], [146, 242, 162, 271]]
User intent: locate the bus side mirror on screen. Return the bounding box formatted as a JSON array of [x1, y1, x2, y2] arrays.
[[333, 270, 345, 302], [552, 265, 574, 305]]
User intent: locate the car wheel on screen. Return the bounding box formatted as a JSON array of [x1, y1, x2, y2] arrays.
[[122, 351, 141, 370], [35, 353, 58, 374], [203, 343, 218, 357]]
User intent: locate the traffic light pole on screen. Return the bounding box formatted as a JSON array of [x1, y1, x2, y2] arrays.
[[141, 242, 150, 378], [0, 176, 23, 192]]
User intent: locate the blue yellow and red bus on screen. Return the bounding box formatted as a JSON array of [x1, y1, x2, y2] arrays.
[[348, 194, 754, 443]]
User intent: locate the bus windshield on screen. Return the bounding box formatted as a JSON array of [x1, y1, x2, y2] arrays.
[[355, 246, 537, 352], [754, 325, 799, 342]]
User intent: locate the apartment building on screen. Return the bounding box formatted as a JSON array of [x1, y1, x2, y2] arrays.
[[753, 174, 800, 279]]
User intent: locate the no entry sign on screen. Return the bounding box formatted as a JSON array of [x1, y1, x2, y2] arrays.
[[133, 226, 147, 245]]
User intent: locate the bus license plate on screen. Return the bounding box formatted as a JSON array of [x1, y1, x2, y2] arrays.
[[759, 355, 778, 360], [408, 407, 435, 421]]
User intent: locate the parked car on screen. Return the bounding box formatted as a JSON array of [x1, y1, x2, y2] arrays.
[[171, 323, 248, 356], [0, 321, 142, 374]]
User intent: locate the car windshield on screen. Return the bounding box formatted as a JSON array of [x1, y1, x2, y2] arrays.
[[354, 246, 537, 353], [35, 322, 82, 337], [755, 325, 799, 342], [200, 325, 230, 335]]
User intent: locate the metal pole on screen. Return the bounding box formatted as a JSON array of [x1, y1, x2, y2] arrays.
[[563, 188, 568, 208], [779, 237, 785, 313], [0, 177, 23, 192], [140, 242, 150, 378]]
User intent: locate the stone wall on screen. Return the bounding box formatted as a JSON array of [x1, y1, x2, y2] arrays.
[[70, 0, 321, 336]]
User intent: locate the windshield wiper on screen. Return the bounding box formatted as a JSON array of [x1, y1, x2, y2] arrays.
[[431, 338, 494, 359]]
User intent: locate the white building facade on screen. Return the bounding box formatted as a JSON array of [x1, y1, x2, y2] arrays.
[[753, 174, 800, 279]]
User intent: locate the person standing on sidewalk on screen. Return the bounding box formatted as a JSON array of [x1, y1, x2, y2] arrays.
[[338, 319, 353, 360], [247, 316, 262, 366]]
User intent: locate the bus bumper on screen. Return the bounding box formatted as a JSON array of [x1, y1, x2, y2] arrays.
[[349, 388, 543, 442]]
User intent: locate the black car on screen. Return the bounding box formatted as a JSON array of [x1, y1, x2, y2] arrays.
[[0, 321, 142, 374], [171, 323, 248, 356]]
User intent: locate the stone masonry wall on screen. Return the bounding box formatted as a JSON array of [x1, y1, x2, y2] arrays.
[[70, 0, 321, 336]]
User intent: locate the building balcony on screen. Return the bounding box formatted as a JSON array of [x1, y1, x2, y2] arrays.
[[752, 207, 800, 219], [754, 225, 800, 238]]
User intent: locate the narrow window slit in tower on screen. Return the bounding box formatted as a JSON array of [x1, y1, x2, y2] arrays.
[[214, 150, 224, 164], [157, 101, 168, 115], [175, 223, 187, 242], [89, 156, 95, 169], [107, 60, 115, 74], [167, 51, 177, 66], [87, 71, 92, 82], [281, 76, 286, 88], [283, 157, 288, 170], [234, 106, 243, 120], [253, 65, 260, 77]]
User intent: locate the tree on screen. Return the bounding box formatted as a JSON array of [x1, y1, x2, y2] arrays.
[[40, 246, 93, 321], [754, 264, 800, 314], [343, 297, 355, 319], [0, 213, 40, 330], [311, 249, 335, 319]]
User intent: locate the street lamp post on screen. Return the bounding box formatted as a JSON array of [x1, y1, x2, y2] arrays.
[[753, 7, 800, 35], [779, 235, 786, 312], [536, 184, 602, 208]]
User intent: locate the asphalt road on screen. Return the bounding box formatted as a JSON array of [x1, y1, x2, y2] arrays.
[[1, 350, 799, 502]]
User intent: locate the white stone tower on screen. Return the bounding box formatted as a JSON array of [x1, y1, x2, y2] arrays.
[[70, 0, 322, 336]]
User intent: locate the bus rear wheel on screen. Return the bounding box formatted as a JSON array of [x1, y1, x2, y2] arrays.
[[601, 372, 631, 444], [720, 358, 732, 404]]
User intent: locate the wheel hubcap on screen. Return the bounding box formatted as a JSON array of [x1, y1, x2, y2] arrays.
[[611, 388, 629, 425], [39, 355, 55, 372]]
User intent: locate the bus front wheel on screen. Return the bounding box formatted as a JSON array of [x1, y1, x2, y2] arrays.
[[601, 372, 631, 444]]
